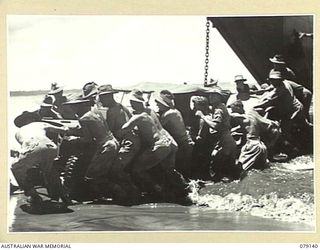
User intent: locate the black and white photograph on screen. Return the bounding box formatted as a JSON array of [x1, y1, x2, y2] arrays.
[[7, 15, 314, 233]]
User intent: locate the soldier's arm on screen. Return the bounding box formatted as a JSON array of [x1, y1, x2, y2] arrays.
[[160, 111, 175, 127], [196, 118, 205, 140], [106, 109, 116, 134], [288, 81, 312, 103], [76, 119, 95, 143], [43, 123, 68, 135], [287, 68, 297, 80], [254, 89, 280, 109], [250, 87, 273, 95], [119, 114, 141, 136], [64, 118, 94, 143], [248, 110, 278, 131], [200, 109, 223, 131]]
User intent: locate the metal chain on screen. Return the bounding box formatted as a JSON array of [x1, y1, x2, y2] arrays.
[[204, 19, 210, 86]]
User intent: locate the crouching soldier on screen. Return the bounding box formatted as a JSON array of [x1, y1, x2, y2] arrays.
[[62, 99, 128, 203], [97, 84, 141, 203], [238, 109, 280, 174], [11, 112, 71, 209], [119, 90, 190, 203], [155, 90, 194, 178], [254, 71, 306, 157], [195, 88, 239, 182], [189, 96, 212, 179]]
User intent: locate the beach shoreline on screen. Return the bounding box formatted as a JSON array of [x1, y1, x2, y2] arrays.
[[9, 193, 314, 232]]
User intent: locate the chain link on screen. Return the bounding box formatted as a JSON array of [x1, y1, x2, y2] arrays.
[[204, 19, 210, 86]]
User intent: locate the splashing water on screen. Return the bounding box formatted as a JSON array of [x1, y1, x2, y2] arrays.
[[188, 155, 314, 226]]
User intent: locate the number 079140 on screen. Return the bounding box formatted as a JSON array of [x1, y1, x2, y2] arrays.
[[300, 244, 318, 248]]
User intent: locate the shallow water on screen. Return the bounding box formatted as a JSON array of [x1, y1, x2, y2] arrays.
[[9, 155, 314, 232], [189, 155, 314, 225], [9, 194, 314, 232]]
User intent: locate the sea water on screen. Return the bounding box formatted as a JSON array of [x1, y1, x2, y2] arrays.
[[188, 155, 314, 226]]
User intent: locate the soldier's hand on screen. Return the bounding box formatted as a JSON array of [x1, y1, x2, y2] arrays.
[[195, 110, 204, 117], [272, 121, 280, 127], [65, 136, 80, 143]]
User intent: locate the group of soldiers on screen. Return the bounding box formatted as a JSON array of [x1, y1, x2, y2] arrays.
[[11, 83, 193, 207], [11, 54, 313, 209], [226, 54, 312, 174]]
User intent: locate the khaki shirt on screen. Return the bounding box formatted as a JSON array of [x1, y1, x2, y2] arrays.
[[255, 81, 303, 120], [160, 109, 189, 145], [209, 103, 231, 132], [270, 67, 296, 82], [80, 107, 114, 145], [106, 103, 132, 139]]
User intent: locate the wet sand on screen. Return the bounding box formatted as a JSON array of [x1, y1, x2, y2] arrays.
[[9, 194, 313, 232]]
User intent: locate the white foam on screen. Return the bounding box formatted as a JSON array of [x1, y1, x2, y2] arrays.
[[188, 180, 314, 225]]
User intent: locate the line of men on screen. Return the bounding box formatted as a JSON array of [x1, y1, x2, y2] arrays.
[[11, 53, 313, 209], [63, 84, 191, 204], [11, 83, 193, 207], [185, 54, 312, 181]]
